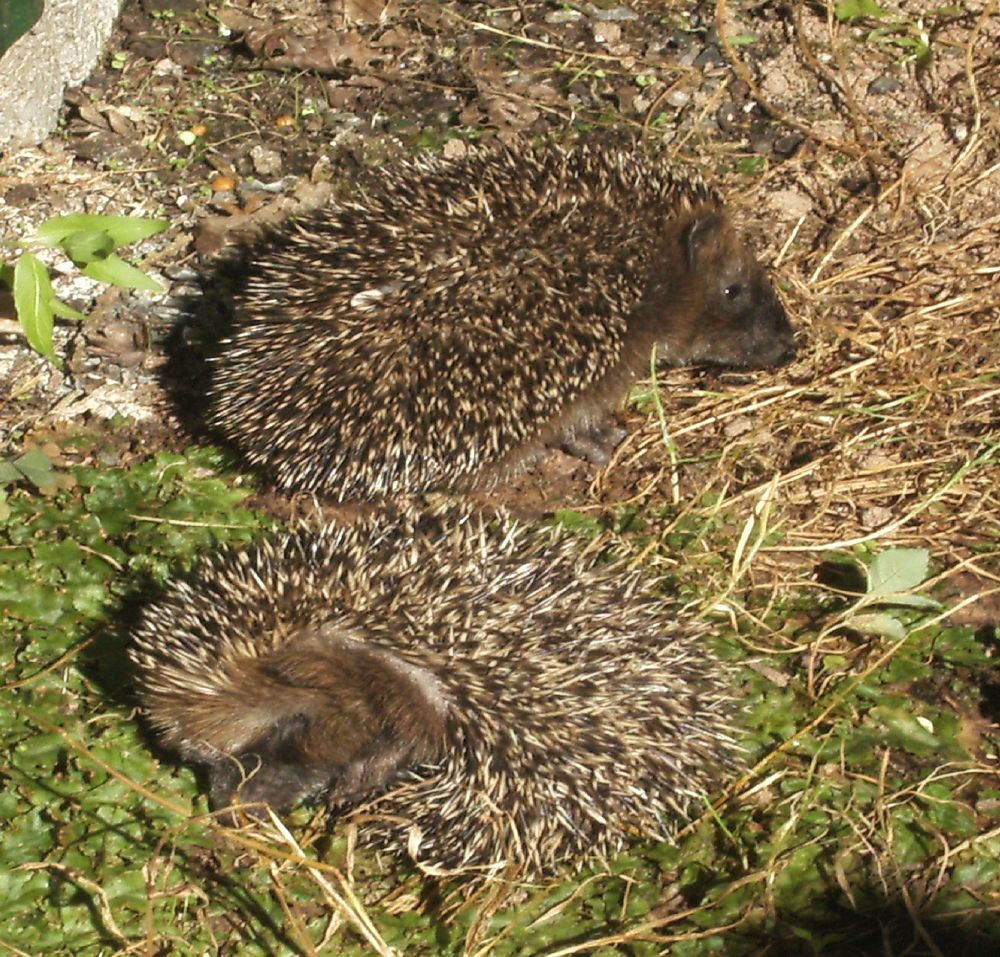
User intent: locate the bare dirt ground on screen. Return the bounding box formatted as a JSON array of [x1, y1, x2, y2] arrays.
[[2, 0, 996, 625]]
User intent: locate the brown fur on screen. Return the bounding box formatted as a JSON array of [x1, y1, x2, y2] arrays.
[[492, 199, 796, 473], [153, 626, 449, 815]]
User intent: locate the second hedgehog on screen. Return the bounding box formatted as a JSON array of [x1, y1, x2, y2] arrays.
[[131, 510, 743, 879], [209, 144, 795, 499]]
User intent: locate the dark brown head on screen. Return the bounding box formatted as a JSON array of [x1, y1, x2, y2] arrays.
[[149, 628, 450, 820], [640, 200, 796, 370]]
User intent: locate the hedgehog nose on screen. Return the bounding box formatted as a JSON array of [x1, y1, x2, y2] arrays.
[[761, 303, 797, 367], [773, 338, 797, 366]]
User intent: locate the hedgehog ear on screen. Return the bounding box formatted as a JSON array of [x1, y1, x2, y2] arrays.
[[683, 212, 726, 269]]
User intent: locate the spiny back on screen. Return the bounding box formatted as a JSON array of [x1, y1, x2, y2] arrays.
[[131, 510, 744, 879], [208, 145, 722, 498]]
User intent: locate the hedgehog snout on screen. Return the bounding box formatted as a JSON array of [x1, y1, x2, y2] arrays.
[[207, 749, 337, 821], [195, 640, 451, 822], [700, 277, 796, 370], [747, 291, 797, 368], [657, 296, 796, 370]]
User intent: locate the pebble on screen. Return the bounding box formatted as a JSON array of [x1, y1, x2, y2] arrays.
[[591, 6, 640, 21], [868, 76, 901, 95], [664, 88, 690, 108], [250, 145, 283, 176], [774, 133, 805, 157], [544, 10, 583, 24], [716, 102, 740, 133], [694, 45, 724, 68], [163, 265, 200, 282], [593, 22, 621, 45], [750, 125, 777, 153]]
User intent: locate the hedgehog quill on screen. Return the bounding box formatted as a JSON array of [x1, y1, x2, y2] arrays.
[[209, 144, 795, 499], [131, 510, 744, 879]]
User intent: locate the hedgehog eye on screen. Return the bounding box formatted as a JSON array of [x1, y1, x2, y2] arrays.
[[724, 283, 744, 300]]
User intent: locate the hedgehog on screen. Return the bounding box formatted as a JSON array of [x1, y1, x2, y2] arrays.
[[130, 509, 744, 879], [208, 143, 795, 499]]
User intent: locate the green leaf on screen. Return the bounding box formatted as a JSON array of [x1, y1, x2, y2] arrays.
[[0, 0, 44, 60], [0, 460, 20, 484], [834, 0, 886, 21], [82, 253, 163, 291], [60, 228, 115, 265], [550, 508, 604, 537], [12, 252, 58, 364], [844, 612, 906, 640], [13, 448, 58, 491], [867, 547, 929, 596], [892, 818, 933, 863], [26, 213, 169, 249], [736, 156, 766, 176], [49, 296, 87, 322], [873, 705, 941, 756], [0, 263, 13, 288], [870, 592, 940, 610]]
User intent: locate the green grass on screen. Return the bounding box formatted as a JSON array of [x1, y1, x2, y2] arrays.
[[1, 435, 998, 955]]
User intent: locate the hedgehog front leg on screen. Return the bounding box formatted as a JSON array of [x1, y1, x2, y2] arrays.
[[559, 419, 628, 465]]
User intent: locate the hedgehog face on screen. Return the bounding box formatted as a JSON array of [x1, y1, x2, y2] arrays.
[[654, 210, 796, 370], [185, 639, 450, 822], [205, 714, 342, 819]]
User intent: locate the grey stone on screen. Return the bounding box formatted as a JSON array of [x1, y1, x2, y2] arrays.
[[590, 6, 640, 21], [544, 10, 584, 24], [749, 126, 777, 154], [664, 88, 690, 109], [868, 76, 902, 95], [0, 0, 122, 147], [774, 133, 805, 157], [694, 45, 724, 68], [716, 102, 740, 133], [250, 145, 283, 177]]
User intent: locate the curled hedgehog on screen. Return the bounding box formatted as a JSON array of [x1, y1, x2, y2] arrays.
[[208, 143, 795, 499], [130, 510, 744, 878]]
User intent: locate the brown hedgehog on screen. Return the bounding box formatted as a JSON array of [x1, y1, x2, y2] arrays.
[[208, 143, 795, 499], [130, 510, 744, 879]]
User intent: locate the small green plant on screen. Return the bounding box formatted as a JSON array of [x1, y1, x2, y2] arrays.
[[840, 547, 940, 639], [834, 1, 957, 69], [0, 447, 74, 495], [0, 213, 169, 365], [867, 18, 932, 68], [0, 446, 75, 520], [834, 0, 887, 20], [736, 155, 767, 176]]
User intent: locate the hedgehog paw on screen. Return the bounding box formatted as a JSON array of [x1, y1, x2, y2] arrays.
[[559, 423, 628, 466]]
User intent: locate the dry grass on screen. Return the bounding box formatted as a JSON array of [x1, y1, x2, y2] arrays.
[[591, 0, 1000, 605]]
